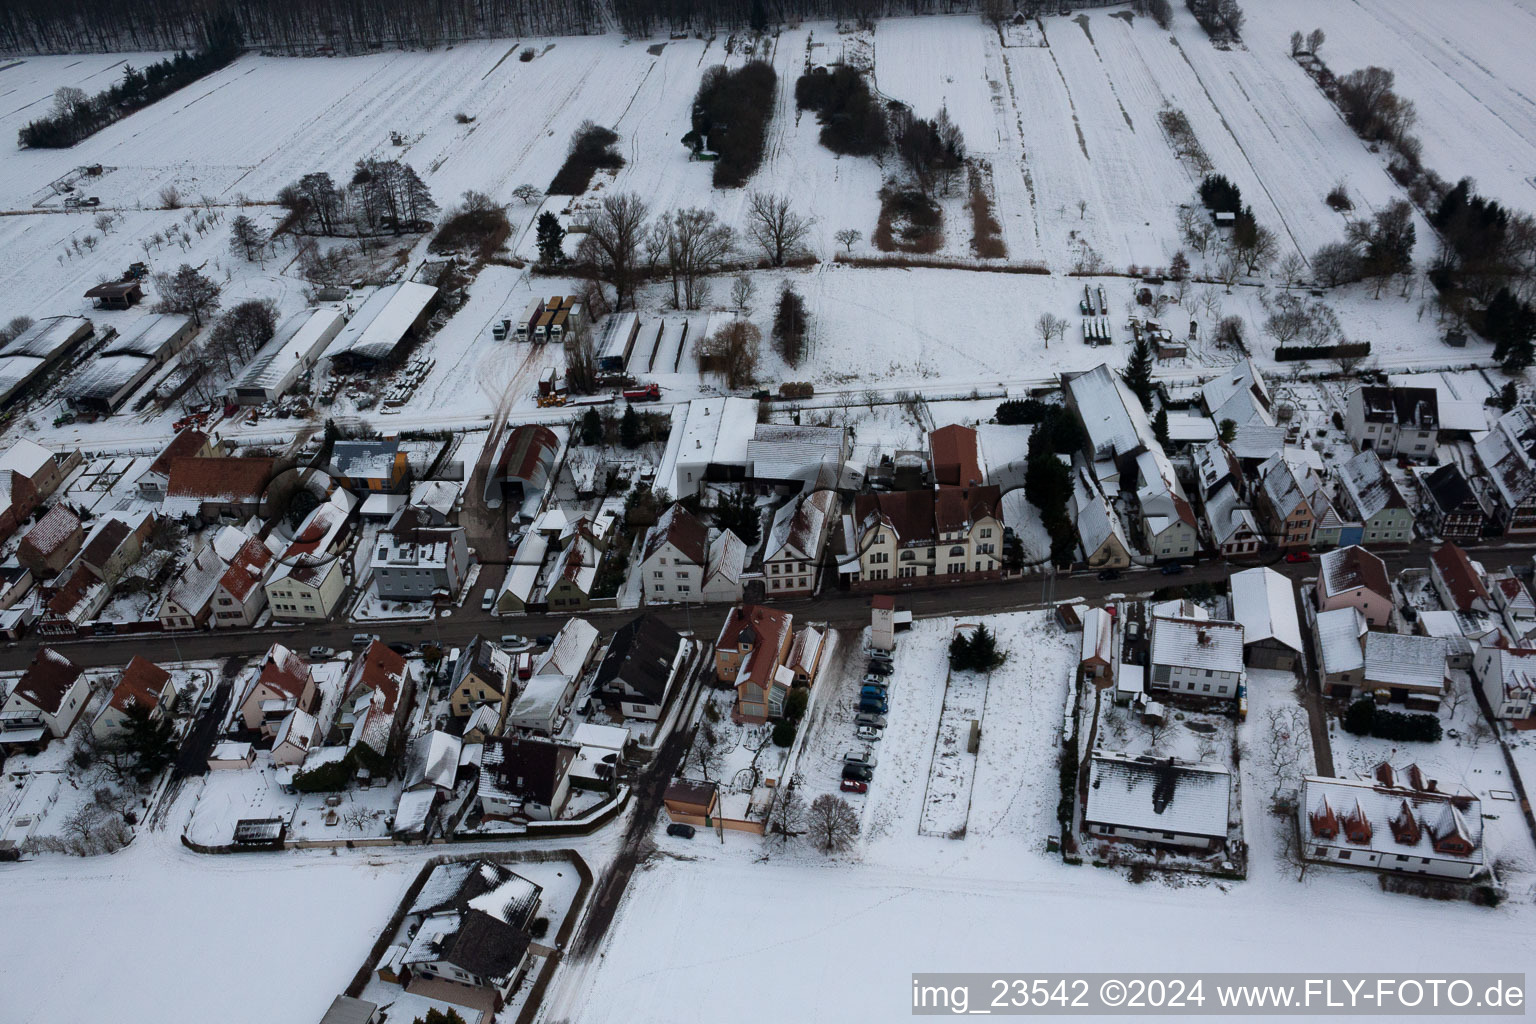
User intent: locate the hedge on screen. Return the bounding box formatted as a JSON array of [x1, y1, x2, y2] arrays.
[[1342, 699, 1443, 742], [1274, 341, 1372, 362]]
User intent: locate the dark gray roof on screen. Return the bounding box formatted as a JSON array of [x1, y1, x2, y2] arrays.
[[1424, 463, 1479, 516], [594, 613, 684, 704]]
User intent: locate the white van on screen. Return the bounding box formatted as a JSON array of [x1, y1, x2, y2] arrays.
[[482, 587, 496, 612]]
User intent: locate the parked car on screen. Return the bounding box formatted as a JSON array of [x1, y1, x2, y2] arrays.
[[501, 634, 530, 647], [857, 699, 889, 715], [843, 748, 877, 768], [854, 712, 888, 729], [1097, 568, 1121, 581], [1160, 563, 1185, 576], [856, 725, 882, 741], [535, 634, 556, 646], [865, 660, 892, 676], [860, 686, 887, 702], [1284, 551, 1311, 563], [387, 641, 414, 655], [840, 779, 869, 794], [862, 674, 890, 687], [308, 646, 335, 660], [665, 823, 696, 839], [481, 587, 497, 611], [842, 764, 873, 783], [198, 688, 216, 711], [352, 633, 379, 646], [866, 648, 894, 662]]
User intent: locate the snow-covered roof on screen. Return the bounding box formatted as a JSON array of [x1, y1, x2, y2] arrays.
[[1319, 545, 1390, 601], [534, 617, 599, 679], [404, 730, 462, 791], [1200, 358, 1273, 428], [765, 488, 835, 563], [0, 355, 43, 403], [706, 529, 746, 589], [1301, 770, 1483, 867], [1204, 482, 1258, 548], [62, 353, 156, 408], [1085, 752, 1231, 839], [670, 398, 758, 492], [1363, 632, 1446, 692], [1314, 607, 1367, 675], [504, 671, 571, 728], [1081, 607, 1112, 665], [229, 307, 344, 393], [0, 438, 57, 480], [1475, 406, 1536, 510], [102, 313, 191, 359], [332, 439, 400, 481], [1071, 466, 1126, 558], [0, 316, 91, 360], [1229, 567, 1302, 654], [163, 542, 226, 617], [272, 708, 318, 752], [748, 423, 847, 486], [22, 504, 80, 556], [1066, 363, 1155, 461], [642, 503, 708, 566], [1150, 616, 1244, 673], [327, 283, 437, 362], [1337, 449, 1406, 522], [210, 740, 253, 762], [410, 479, 459, 519], [573, 722, 629, 751]]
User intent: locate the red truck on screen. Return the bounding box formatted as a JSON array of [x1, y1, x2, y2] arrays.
[[623, 383, 661, 402]]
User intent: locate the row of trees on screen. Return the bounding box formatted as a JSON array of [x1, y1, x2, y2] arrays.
[[1185, 0, 1243, 41], [18, 16, 241, 147], [1021, 402, 1083, 567], [572, 191, 813, 312], [277, 160, 436, 238], [686, 62, 777, 188]]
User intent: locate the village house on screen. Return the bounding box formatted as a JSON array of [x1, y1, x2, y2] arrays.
[[1488, 568, 1536, 641], [1314, 607, 1369, 698], [264, 490, 353, 621], [1203, 481, 1261, 558], [0, 438, 68, 508], [342, 641, 412, 760], [593, 613, 687, 721], [1071, 466, 1131, 569], [448, 634, 513, 719], [1063, 363, 1157, 491], [1361, 632, 1449, 710], [540, 516, 610, 612], [238, 643, 318, 737], [0, 468, 40, 548], [638, 504, 709, 605], [270, 708, 320, 766], [1229, 567, 1303, 671], [330, 439, 411, 494], [135, 428, 214, 502], [163, 455, 274, 524], [1080, 607, 1113, 681], [1429, 542, 1492, 614], [478, 734, 579, 820], [763, 488, 836, 596], [703, 529, 746, 604], [849, 486, 1002, 590], [17, 504, 83, 578], [1418, 463, 1487, 543], [663, 779, 719, 827], [1255, 452, 1326, 549], [396, 730, 465, 839], [400, 860, 542, 1013], [1344, 385, 1439, 457], [1200, 358, 1274, 430], [0, 648, 88, 748], [38, 562, 109, 636], [784, 624, 825, 686], [1192, 438, 1243, 500], [157, 541, 226, 629], [504, 618, 600, 737], [1299, 763, 1485, 879], [212, 533, 275, 628], [370, 506, 471, 602], [1473, 405, 1536, 537], [1148, 615, 1245, 700], [1136, 449, 1199, 562], [1334, 449, 1413, 547], [715, 604, 795, 722], [90, 656, 176, 741], [78, 511, 154, 585], [1472, 639, 1536, 721], [1316, 546, 1393, 626], [1084, 752, 1232, 852]]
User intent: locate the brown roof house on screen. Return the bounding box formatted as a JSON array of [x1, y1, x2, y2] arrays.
[[212, 533, 276, 628], [664, 778, 719, 826], [163, 455, 274, 523], [849, 486, 1003, 591], [137, 428, 214, 501], [91, 656, 177, 741], [478, 734, 579, 821], [1429, 542, 1492, 615], [929, 424, 984, 489], [238, 643, 318, 737], [1316, 545, 1393, 626], [17, 504, 83, 577], [79, 510, 155, 585], [715, 604, 795, 723], [342, 641, 412, 761], [0, 647, 88, 748], [0, 439, 70, 543]]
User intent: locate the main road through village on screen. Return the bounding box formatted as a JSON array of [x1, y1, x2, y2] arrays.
[[6, 540, 1530, 672]]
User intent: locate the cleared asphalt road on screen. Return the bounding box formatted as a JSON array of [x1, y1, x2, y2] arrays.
[[4, 543, 1531, 672]]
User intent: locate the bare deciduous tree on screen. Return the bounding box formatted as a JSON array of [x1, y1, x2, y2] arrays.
[[765, 786, 808, 844], [807, 793, 860, 854], [746, 191, 813, 267], [697, 320, 760, 390], [1035, 312, 1067, 349], [664, 207, 735, 310], [576, 192, 650, 311], [511, 183, 542, 205], [834, 227, 862, 253], [730, 274, 755, 312]]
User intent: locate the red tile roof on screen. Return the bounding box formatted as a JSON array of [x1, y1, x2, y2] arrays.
[[109, 656, 172, 714], [930, 424, 982, 488], [1431, 542, 1489, 613], [642, 504, 708, 566], [255, 643, 312, 702], [22, 504, 81, 557], [166, 456, 273, 502], [717, 604, 793, 690], [148, 428, 210, 479], [14, 647, 82, 715], [218, 535, 273, 602]]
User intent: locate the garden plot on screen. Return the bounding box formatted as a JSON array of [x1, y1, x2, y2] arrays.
[[1240, 0, 1536, 215], [916, 649, 987, 839], [1325, 673, 1536, 888]]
